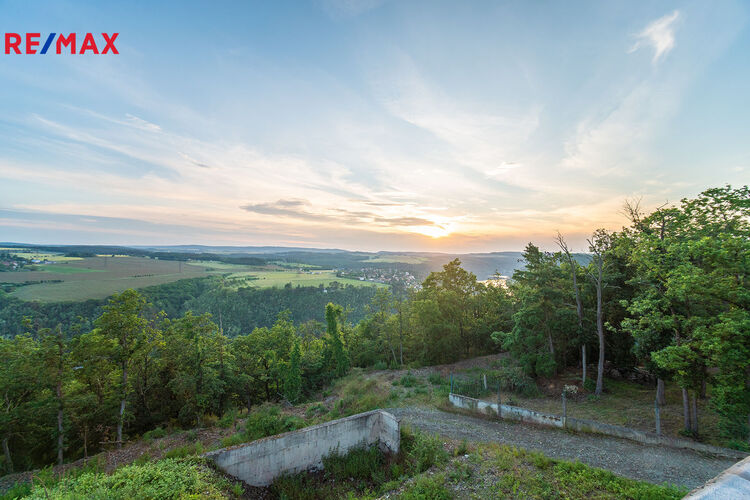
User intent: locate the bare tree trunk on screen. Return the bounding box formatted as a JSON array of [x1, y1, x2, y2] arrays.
[[656, 379, 666, 406], [2, 436, 12, 473], [595, 265, 604, 396], [556, 233, 586, 385], [682, 387, 690, 432], [83, 425, 88, 461], [582, 344, 587, 385], [690, 392, 699, 434], [117, 362, 127, 449]]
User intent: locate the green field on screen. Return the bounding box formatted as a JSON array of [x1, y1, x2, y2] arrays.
[[4, 255, 247, 303], [34, 264, 103, 274], [4, 253, 381, 303], [1, 249, 83, 262], [366, 254, 428, 264], [226, 270, 383, 289]]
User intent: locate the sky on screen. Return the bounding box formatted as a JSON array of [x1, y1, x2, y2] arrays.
[[0, 0, 748, 253]]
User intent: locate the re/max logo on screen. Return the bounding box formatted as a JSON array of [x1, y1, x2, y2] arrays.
[[3, 33, 119, 54]]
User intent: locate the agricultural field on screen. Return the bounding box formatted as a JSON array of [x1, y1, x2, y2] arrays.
[[224, 270, 384, 290], [3, 255, 254, 303], [366, 254, 428, 264], [2, 248, 382, 303]]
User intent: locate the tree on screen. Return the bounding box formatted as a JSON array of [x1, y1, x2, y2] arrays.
[[0, 334, 41, 473], [586, 229, 613, 396], [556, 232, 587, 384], [494, 244, 577, 377], [40, 325, 69, 465], [325, 303, 349, 378], [96, 289, 148, 448], [285, 339, 302, 403]]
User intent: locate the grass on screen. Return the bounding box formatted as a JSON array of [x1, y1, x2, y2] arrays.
[[225, 270, 384, 290], [269, 427, 685, 500], [36, 264, 102, 274], [492, 371, 724, 447]]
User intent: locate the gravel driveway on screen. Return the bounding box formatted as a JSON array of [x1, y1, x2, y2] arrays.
[[388, 407, 735, 489]]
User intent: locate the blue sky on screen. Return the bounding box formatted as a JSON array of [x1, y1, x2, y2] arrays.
[[0, 0, 748, 252]]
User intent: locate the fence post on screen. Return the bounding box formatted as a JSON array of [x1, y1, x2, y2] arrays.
[[483, 373, 487, 390], [497, 383, 502, 419], [655, 398, 661, 437], [562, 390, 567, 429], [450, 373, 454, 394]]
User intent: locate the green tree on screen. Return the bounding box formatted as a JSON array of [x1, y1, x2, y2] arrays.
[[325, 303, 349, 378], [285, 339, 302, 403], [96, 289, 148, 448]]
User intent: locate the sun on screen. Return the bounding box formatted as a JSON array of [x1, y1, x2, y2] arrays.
[[411, 225, 451, 239]]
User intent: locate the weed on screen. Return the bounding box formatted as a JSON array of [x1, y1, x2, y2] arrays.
[[400, 474, 452, 500]]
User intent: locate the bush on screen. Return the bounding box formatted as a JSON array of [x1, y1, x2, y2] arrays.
[[400, 474, 452, 500], [162, 442, 204, 459], [404, 430, 448, 473], [322, 445, 385, 483], [142, 427, 167, 443], [371, 360, 388, 370], [217, 408, 238, 429], [220, 433, 246, 448], [244, 404, 305, 441], [22, 458, 231, 500], [427, 373, 447, 386], [394, 372, 421, 388]]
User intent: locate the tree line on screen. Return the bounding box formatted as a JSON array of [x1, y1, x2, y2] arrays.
[[0, 185, 747, 474]]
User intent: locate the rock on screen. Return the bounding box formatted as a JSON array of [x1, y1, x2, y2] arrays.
[[610, 369, 622, 380]]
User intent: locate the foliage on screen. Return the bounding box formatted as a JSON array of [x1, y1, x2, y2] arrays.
[[20, 457, 232, 499]]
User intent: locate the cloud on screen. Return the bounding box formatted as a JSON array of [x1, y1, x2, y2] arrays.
[[241, 199, 438, 229], [629, 11, 681, 64]]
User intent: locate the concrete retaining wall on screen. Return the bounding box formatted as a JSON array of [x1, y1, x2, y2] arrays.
[[449, 393, 747, 461], [204, 409, 400, 487], [684, 455, 750, 499]]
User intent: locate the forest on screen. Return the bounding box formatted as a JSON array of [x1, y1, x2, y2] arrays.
[[0, 185, 747, 475]]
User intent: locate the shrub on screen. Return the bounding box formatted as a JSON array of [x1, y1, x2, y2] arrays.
[[427, 373, 447, 386], [217, 409, 238, 429], [371, 360, 388, 370], [305, 403, 326, 419], [400, 474, 452, 500], [163, 442, 204, 459], [405, 431, 448, 473], [394, 372, 421, 388], [22, 458, 231, 500], [142, 427, 167, 443], [244, 404, 305, 441], [220, 433, 246, 448], [185, 429, 198, 442], [322, 445, 385, 483]]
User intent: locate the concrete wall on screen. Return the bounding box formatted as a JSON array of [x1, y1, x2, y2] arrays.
[[449, 393, 748, 461], [684, 455, 750, 499], [204, 409, 400, 487]]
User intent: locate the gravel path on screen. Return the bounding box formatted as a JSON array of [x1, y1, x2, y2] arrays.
[[388, 407, 735, 489]]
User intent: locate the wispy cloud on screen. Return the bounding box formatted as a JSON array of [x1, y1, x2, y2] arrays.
[[629, 11, 681, 64], [240, 199, 439, 229]]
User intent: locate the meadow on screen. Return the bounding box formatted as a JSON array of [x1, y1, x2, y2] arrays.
[[3, 250, 380, 303]]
